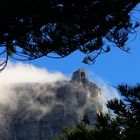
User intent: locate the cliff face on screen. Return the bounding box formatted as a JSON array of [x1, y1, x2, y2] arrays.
[[0, 69, 102, 140]]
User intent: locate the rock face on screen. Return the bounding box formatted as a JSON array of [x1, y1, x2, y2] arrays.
[[71, 68, 88, 83], [0, 69, 102, 140]]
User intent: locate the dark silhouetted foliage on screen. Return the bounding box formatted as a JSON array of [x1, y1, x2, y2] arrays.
[[0, 0, 140, 70], [105, 84, 140, 140], [54, 123, 95, 140]]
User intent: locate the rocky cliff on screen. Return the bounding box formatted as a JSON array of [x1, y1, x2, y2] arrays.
[[0, 68, 102, 140]]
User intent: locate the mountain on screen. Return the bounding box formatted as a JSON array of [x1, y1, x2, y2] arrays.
[[0, 68, 103, 140]]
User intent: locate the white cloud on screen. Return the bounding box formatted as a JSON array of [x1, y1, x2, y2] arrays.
[[0, 62, 68, 106], [0, 64, 121, 139], [0, 62, 68, 85], [0, 63, 119, 112], [87, 71, 120, 111]]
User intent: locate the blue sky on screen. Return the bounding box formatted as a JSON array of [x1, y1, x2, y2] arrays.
[[25, 6, 140, 86], [25, 25, 140, 86]]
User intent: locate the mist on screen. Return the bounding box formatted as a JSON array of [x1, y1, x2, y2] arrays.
[[0, 62, 67, 85], [0, 62, 119, 106], [0, 62, 119, 140], [0, 62, 67, 106], [87, 71, 120, 111]]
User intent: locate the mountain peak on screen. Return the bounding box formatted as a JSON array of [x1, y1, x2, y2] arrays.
[[71, 68, 88, 83]]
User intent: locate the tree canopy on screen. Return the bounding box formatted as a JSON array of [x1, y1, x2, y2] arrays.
[[0, 0, 140, 70]]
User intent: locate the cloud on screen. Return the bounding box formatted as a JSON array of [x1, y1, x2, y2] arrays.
[[0, 63, 119, 111], [0, 64, 103, 139], [0, 63, 121, 139], [0, 62, 68, 106], [0, 62, 68, 85], [87, 71, 120, 111]]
